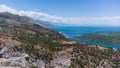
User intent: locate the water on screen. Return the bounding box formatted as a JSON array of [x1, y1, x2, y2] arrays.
[[52, 26, 120, 49]]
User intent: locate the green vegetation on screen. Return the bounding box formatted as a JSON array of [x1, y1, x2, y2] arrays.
[[18, 36, 48, 45], [18, 36, 68, 52], [31, 66, 38, 68], [0, 21, 8, 27], [79, 32, 120, 45]]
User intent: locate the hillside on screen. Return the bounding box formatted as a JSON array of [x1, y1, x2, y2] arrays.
[[79, 32, 120, 45], [0, 12, 120, 68]]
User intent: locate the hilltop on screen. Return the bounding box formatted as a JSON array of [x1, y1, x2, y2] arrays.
[[0, 12, 120, 68]]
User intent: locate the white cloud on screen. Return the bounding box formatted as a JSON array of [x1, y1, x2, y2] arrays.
[[0, 4, 120, 26]]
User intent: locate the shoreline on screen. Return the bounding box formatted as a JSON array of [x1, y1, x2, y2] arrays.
[[72, 37, 120, 49], [51, 26, 120, 49]]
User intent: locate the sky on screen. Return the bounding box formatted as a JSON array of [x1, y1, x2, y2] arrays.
[[0, 0, 120, 26]]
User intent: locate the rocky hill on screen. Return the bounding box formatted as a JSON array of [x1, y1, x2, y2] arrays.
[[0, 12, 120, 68], [0, 12, 47, 27]]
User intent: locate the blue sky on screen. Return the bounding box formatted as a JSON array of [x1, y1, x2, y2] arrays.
[[0, 0, 120, 26], [0, 0, 120, 17]]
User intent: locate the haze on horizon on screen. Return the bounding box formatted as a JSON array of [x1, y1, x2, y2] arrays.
[[0, 0, 120, 26]]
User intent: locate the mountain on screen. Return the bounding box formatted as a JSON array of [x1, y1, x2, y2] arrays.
[[36, 20, 68, 27], [0, 12, 68, 67], [0, 12, 48, 28], [0, 12, 120, 68]]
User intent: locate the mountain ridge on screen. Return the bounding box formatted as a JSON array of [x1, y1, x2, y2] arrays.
[[0, 12, 49, 28]]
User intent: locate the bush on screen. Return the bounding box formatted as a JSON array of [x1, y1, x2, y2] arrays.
[[31, 66, 38, 68]]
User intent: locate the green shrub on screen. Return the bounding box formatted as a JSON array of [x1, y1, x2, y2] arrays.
[[31, 66, 38, 68]]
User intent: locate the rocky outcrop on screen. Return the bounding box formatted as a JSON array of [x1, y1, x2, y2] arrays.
[[97, 59, 115, 68], [0, 38, 29, 68]]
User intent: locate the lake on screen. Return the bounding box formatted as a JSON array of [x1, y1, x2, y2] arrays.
[[52, 26, 120, 49]]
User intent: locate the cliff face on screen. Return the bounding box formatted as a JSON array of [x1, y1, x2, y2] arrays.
[[0, 12, 120, 68]]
